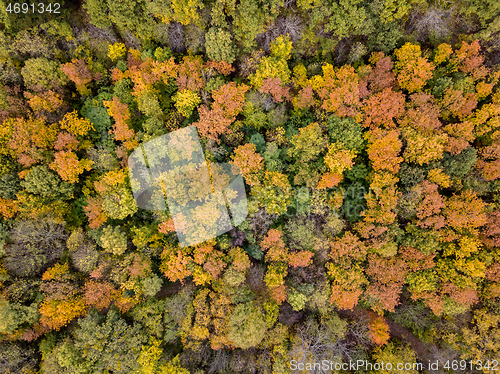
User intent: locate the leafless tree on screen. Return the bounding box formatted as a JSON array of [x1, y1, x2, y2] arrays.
[[257, 15, 303, 52], [154, 23, 171, 46], [78, 24, 118, 44], [205, 139, 227, 158], [427, 345, 464, 374], [169, 22, 186, 53], [346, 316, 371, 349], [121, 30, 141, 49], [284, 0, 296, 11], [246, 264, 266, 291], [249, 208, 279, 238], [289, 318, 344, 373], [208, 349, 231, 374], [406, 6, 454, 42]]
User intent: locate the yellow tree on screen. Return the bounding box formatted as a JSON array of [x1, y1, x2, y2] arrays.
[[394, 43, 434, 93]]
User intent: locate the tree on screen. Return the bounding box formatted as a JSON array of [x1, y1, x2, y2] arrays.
[[83, 281, 119, 311], [231, 0, 266, 52], [205, 28, 236, 64], [440, 87, 477, 120], [70, 243, 99, 274], [368, 313, 390, 345], [402, 126, 448, 166], [108, 43, 127, 61], [21, 57, 68, 91], [261, 228, 288, 262], [0, 172, 20, 200], [103, 97, 138, 150], [172, 89, 201, 118], [24, 90, 64, 116], [0, 342, 38, 374], [325, 114, 365, 153], [415, 181, 445, 230], [477, 144, 500, 181], [3, 117, 58, 167], [228, 301, 268, 349], [367, 53, 397, 92], [371, 342, 419, 374], [160, 244, 192, 283], [259, 77, 290, 103], [61, 59, 95, 96], [73, 308, 147, 373], [449, 308, 500, 367], [393, 43, 434, 93], [249, 171, 293, 215], [91, 1, 156, 39], [287, 122, 328, 186], [0, 296, 39, 334], [362, 88, 405, 128], [3, 219, 66, 277], [365, 254, 408, 313], [175, 55, 204, 91], [443, 120, 475, 155], [94, 169, 138, 220], [170, 0, 204, 26], [99, 225, 128, 256], [402, 93, 442, 133], [324, 143, 356, 176], [39, 297, 87, 331], [443, 190, 487, 232], [59, 111, 95, 137], [195, 82, 249, 141], [83, 196, 108, 229], [249, 36, 292, 88], [366, 128, 402, 174], [313, 64, 361, 117], [83, 0, 113, 28], [327, 262, 368, 310], [49, 150, 93, 184], [20, 165, 73, 199], [455, 40, 489, 81], [231, 143, 264, 186]]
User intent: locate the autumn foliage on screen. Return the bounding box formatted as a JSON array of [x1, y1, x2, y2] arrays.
[[1, 5, 500, 371]]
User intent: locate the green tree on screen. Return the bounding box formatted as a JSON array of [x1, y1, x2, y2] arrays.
[[20, 165, 73, 200], [447, 308, 500, 368], [84, 0, 156, 40], [99, 225, 128, 256], [250, 36, 293, 88], [288, 122, 328, 186], [325, 114, 365, 154], [228, 301, 268, 349], [457, 0, 500, 40], [21, 57, 68, 90], [230, 0, 266, 52], [73, 308, 148, 374], [0, 297, 39, 334], [205, 27, 237, 64], [83, 0, 112, 28], [0, 173, 20, 200]]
